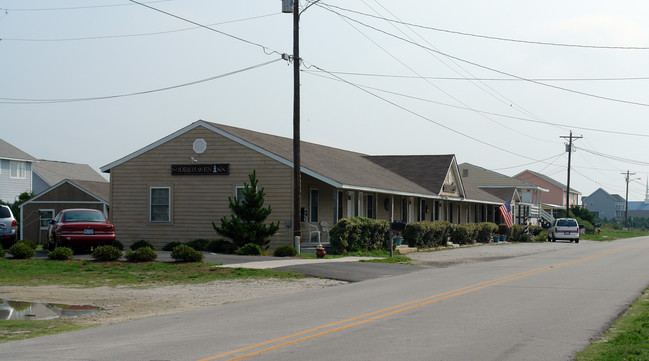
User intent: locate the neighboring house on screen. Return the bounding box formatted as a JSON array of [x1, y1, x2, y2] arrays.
[[627, 182, 649, 219], [32, 160, 108, 195], [514, 169, 581, 216], [0, 139, 36, 203], [101, 120, 509, 249], [582, 188, 625, 221], [459, 163, 550, 226], [20, 179, 110, 245]]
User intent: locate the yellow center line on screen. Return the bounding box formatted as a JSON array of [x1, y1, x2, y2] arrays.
[[198, 242, 646, 361]]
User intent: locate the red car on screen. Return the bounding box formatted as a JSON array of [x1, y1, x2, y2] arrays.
[[48, 209, 115, 249]]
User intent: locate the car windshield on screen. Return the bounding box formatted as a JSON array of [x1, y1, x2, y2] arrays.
[[63, 211, 106, 223], [0, 207, 10, 218], [557, 219, 578, 227]]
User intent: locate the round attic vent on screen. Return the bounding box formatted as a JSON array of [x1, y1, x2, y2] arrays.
[[193, 139, 207, 154]]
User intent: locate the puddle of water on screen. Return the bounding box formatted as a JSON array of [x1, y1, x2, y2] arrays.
[[0, 300, 103, 320]]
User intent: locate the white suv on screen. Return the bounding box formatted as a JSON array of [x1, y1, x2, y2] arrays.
[[548, 218, 580, 243], [0, 205, 17, 247]]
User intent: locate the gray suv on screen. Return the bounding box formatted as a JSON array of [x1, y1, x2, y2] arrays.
[[0, 205, 17, 248]]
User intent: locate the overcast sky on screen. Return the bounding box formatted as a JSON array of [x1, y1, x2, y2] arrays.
[[2, 0, 649, 201]]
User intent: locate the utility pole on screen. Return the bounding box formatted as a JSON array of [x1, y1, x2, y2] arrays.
[[283, 1, 301, 243], [560, 131, 582, 218], [622, 170, 637, 228]]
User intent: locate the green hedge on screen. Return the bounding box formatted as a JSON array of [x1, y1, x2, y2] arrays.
[[330, 217, 390, 254], [452, 223, 479, 245], [403, 221, 455, 248], [476, 222, 498, 243]]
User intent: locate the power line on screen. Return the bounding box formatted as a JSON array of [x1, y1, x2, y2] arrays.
[[0, 13, 281, 42], [1, 1, 174, 11], [304, 69, 649, 138], [302, 70, 649, 82], [305, 61, 562, 165], [127, 0, 282, 56], [318, 5, 649, 108], [0, 58, 283, 104], [319, 2, 649, 50], [576, 146, 649, 166]]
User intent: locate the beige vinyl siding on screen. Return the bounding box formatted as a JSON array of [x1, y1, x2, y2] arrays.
[[109, 126, 293, 249]]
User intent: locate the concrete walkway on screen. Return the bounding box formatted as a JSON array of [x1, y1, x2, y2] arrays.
[[216, 256, 381, 269]]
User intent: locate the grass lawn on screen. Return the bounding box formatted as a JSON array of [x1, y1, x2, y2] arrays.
[[575, 288, 649, 361], [581, 228, 649, 242], [0, 258, 308, 288]]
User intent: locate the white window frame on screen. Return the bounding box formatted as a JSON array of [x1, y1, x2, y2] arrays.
[[39, 209, 55, 230], [10, 161, 26, 179], [235, 186, 246, 203], [150, 187, 170, 222]]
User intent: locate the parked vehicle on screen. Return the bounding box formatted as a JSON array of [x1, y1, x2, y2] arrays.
[[48, 209, 115, 249], [0, 205, 17, 248], [548, 218, 580, 243]]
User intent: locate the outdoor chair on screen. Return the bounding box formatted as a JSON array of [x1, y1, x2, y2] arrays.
[[302, 222, 321, 243], [319, 221, 330, 243]]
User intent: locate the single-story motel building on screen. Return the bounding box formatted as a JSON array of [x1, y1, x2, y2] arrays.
[[100, 120, 533, 250]]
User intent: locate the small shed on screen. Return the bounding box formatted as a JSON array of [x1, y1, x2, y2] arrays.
[[20, 179, 110, 245]]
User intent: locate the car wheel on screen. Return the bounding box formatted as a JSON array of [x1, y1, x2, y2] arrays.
[[575, 238, 579, 244], [551, 236, 556, 242]]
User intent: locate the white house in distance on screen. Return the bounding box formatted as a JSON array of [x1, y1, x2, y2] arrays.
[[0, 139, 35, 203]]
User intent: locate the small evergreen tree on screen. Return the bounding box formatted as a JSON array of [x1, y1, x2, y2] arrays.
[[213, 170, 280, 249]]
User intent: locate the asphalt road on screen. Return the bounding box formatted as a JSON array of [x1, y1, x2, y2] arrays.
[[7, 237, 649, 361]]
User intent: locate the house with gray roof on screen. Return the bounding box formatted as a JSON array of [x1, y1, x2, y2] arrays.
[[101, 120, 511, 249], [0, 139, 36, 203], [582, 188, 625, 221], [459, 163, 551, 226], [32, 160, 108, 195], [514, 169, 581, 216]]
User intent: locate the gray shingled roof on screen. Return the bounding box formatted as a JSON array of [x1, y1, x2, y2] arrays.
[[0, 138, 36, 162], [33, 160, 107, 187], [208, 122, 442, 196]]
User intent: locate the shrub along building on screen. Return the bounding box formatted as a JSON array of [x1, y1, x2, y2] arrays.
[[101, 120, 518, 250]]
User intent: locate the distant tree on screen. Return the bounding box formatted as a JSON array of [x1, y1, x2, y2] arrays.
[[213, 170, 280, 249]]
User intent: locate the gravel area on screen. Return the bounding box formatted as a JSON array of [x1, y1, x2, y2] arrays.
[[0, 241, 590, 327]]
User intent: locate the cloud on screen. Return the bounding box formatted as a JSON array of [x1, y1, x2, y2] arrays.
[[552, 13, 649, 46]]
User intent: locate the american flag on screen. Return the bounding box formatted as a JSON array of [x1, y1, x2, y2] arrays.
[[499, 201, 513, 228]]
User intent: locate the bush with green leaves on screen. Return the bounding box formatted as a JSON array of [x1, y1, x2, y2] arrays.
[[92, 245, 123, 261], [8, 242, 36, 259], [518, 233, 532, 242], [0, 246, 5, 258], [112, 240, 124, 251], [498, 224, 512, 238], [273, 244, 297, 257], [534, 230, 549, 242], [452, 223, 479, 245], [529, 225, 543, 236], [47, 247, 74, 260], [130, 240, 154, 251], [329, 217, 391, 254], [476, 222, 498, 243], [207, 240, 237, 254], [162, 241, 183, 251], [17, 239, 37, 250], [403, 221, 454, 248], [125, 247, 158, 262], [510, 224, 524, 241], [186, 239, 210, 251], [576, 218, 594, 234], [236, 243, 261, 256], [171, 244, 204, 262]]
